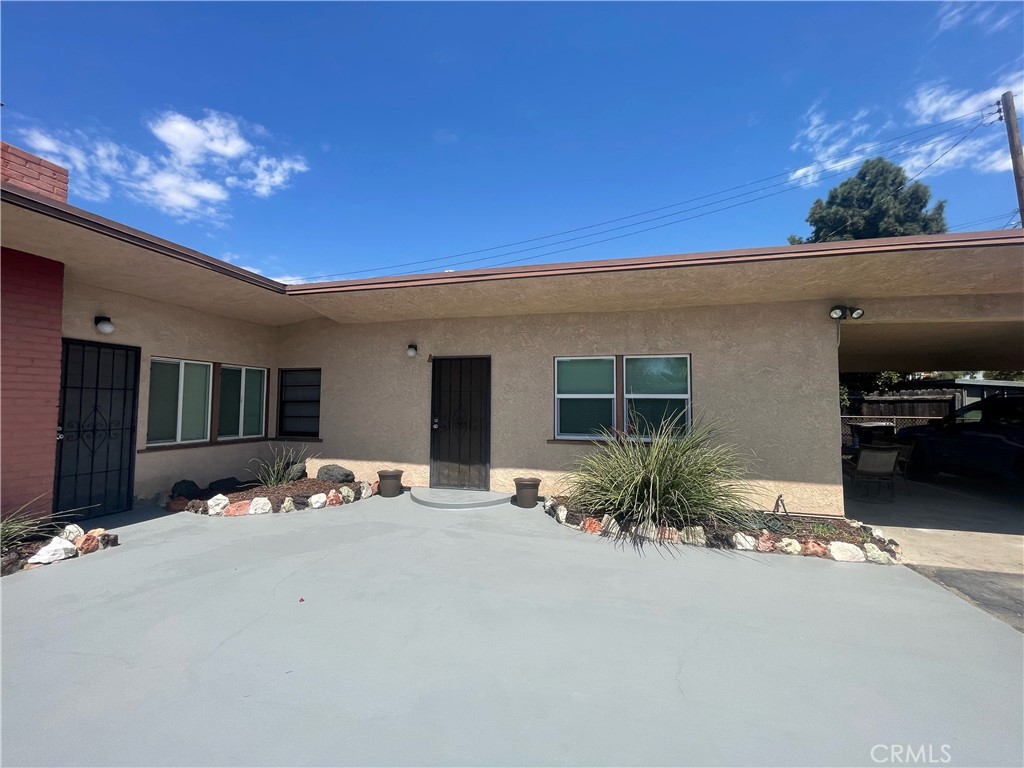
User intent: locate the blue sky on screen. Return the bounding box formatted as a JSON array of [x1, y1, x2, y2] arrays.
[[3, 2, 1022, 282]]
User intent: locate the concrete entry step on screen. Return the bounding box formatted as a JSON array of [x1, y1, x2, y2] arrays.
[[409, 487, 513, 510]]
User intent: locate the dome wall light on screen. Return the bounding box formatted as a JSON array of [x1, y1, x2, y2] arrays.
[[828, 305, 847, 320], [406, 344, 418, 358], [849, 307, 865, 319], [94, 316, 115, 334]]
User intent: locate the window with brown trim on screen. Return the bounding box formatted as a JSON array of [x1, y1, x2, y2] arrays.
[[278, 368, 321, 438]]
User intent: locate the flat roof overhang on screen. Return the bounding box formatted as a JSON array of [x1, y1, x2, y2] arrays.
[[3, 183, 1022, 373]]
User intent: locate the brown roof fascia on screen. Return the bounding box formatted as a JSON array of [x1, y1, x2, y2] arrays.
[[1, 183, 287, 294], [285, 230, 1024, 295]]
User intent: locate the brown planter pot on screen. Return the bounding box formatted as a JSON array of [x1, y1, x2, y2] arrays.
[[377, 469, 404, 498], [513, 477, 541, 508]]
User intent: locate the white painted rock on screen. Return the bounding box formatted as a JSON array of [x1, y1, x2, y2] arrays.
[[601, 514, 620, 535], [732, 532, 757, 551], [828, 541, 866, 562], [340, 486, 355, 504], [309, 493, 328, 509], [280, 497, 296, 514], [59, 524, 85, 541], [871, 528, 886, 541], [555, 505, 568, 524], [206, 494, 230, 516], [248, 497, 273, 515], [776, 538, 802, 555], [634, 522, 657, 540], [544, 497, 558, 515], [28, 537, 79, 564], [863, 542, 894, 565], [680, 526, 707, 546], [359, 481, 373, 500]]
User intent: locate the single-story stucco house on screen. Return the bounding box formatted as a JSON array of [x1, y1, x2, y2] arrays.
[[2, 141, 1022, 520]]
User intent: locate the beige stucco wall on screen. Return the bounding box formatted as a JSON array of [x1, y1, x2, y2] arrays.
[[61, 280, 280, 498], [278, 300, 845, 516]]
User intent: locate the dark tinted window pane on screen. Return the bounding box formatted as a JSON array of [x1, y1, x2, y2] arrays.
[[626, 398, 688, 436], [281, 369, 321, 387], [558, 398, 614, 436], [243, 369, 265, 436], [625, 357, 689, 395], [218, 367, 242, 437], [556, 358, 614, 395], [147, 361, 179, 443], [279, 369, 321, 436]]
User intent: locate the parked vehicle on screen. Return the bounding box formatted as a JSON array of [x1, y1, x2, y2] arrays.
[[896, 395, 1024, 483]]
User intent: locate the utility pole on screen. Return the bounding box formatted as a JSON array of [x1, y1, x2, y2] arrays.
[[999, 91, 1024, 222]]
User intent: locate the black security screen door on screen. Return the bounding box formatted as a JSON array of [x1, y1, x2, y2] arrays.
[[430, 357, 491, 490], [54, 340, 140, 518]]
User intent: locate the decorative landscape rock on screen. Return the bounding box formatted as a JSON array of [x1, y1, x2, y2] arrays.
[[828, 541, 866, 562], [544, 497, 558, 516], [224, 501, 250, 517], [657, 526, 680, 544], [185, 499, 207, 514], [97, 533, 119, 549], [680, 526, 707, 546], [85, 528, 105, 537], [171, 479, 203, 500], [732, 532, 757, 551], [207, 494, 230, 516], [285, 463, 307, 483], [601, 514, 621, 536], [280, 497, 296, 514], [801, 540, 828, 558], [292, 496, 309, 510], [755, 530, 775, 553], [309, 493, 328, 509], [359, 481, 373, 500], [776, 538, 802, 555], [248, 497, 273, 515], [555, 505, 568, 524], [74, 534, 99, 555], [166, 496, 190, 513], [60, 524, 85, 541], [326, 489, 342, 506], [27, 537, 78, 564], [317, 464, 355, 484], [580, 517, 602, 534], [871, 528, 887, 541], [864, 542, 894, 565], [634, 522, 658, 540], [340, 486, 355, 504]]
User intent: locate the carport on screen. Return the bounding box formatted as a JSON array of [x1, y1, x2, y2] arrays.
[[834, 243, 1023, 630]]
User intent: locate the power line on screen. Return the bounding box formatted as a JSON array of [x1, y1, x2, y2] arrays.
[[293, 109, 993, 282], [947, 210, 1021, 231], [478, 120, 998, 269]]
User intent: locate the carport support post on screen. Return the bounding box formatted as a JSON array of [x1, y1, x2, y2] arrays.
[[1000, 91, 1024, 222]]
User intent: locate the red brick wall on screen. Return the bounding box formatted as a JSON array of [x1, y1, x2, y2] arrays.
[[0, 142, 69, 203], [1, 248, 65, 516]]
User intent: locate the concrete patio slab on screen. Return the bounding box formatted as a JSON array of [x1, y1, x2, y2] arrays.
[[2, 496, 1022, 767], [848, 474, 1024, 631]]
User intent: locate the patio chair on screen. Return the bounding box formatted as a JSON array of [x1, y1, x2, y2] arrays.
[[842, 445, 900, 503]]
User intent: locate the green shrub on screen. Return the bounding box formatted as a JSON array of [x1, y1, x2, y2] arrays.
[[247, 444, 315, 488], [565, 413, 761, 539], [1, 495, 64, 554]]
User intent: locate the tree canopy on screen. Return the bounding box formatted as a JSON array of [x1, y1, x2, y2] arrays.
[[789, 157, 947, 244]]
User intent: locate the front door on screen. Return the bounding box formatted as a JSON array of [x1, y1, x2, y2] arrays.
[[54, 339, 140, 518], [430, 357, 491, 490]]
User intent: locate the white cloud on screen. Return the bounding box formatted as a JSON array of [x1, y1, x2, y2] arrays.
[[934, 2, 1021, 36], [17, 109, 309, 222], [269, 274, 307, 285], [789, 66, 1022, 185]]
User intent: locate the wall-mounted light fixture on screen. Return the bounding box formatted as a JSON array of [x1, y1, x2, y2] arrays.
[[407, 344, 418, 358], [828, 305, 864, 320], [94, 315, 115, 334]]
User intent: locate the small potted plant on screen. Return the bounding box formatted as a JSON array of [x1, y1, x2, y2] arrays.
[[377, 469, 404, 498], [513, 477, 542, 508]]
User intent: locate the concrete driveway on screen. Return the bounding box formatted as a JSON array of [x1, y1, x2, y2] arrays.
[[848, 474, 1024, 631], [3, 496, 1022, 767]]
